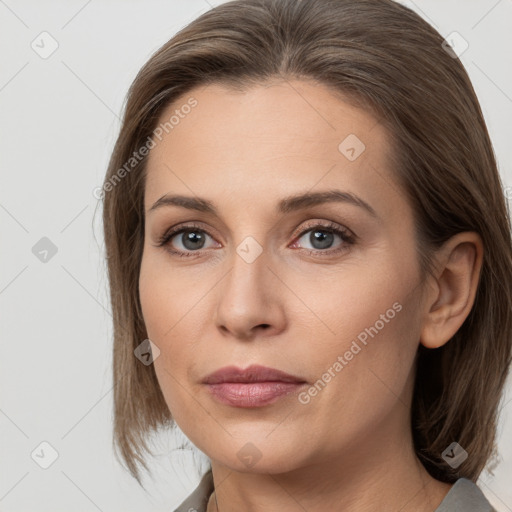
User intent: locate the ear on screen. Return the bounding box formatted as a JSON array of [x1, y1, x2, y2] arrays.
[[420, 232, 484, 349]]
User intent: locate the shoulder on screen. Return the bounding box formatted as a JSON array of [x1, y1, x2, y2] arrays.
[[435, 478, 496, 512]]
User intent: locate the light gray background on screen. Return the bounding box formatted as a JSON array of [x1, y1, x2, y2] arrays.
[[1, 1, 511, 511]]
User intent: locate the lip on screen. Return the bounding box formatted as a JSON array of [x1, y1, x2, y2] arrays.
[[203, 364, 307, 408], [203, 364, 306, 384]]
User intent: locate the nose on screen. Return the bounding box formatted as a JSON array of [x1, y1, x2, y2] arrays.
[[214, 241, 287, 340]]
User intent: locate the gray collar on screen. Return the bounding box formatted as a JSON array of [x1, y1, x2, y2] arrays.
[[434, 478, 495, 512]]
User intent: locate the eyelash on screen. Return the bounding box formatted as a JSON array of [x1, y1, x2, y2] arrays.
[[155, 221, 356, 259]]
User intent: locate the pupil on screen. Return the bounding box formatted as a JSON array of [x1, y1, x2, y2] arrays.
[[311, 230, 333, 249], [183, 231, 205, 250]]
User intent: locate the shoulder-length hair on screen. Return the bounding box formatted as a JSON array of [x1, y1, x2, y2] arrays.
[[100, 0, 512, 486]]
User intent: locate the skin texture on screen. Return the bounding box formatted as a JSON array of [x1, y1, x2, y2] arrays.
[[139, 79, 483, 512]]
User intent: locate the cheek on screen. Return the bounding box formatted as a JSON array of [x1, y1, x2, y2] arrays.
[[138, 252, 209, 413], [292, 257, 416, 355], [291, 255, 421, 415], [139, 250, 199, 345]]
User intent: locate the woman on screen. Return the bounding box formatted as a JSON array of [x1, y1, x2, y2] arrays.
[[100, 0, 512, 510]]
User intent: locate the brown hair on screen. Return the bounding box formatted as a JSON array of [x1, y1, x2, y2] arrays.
[[99, 0, 512, 486]]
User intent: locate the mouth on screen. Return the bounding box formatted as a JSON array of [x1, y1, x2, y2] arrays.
[[202, 364, 308, 408]]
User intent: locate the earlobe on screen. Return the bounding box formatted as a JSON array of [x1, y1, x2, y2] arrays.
[[420, 232, 484, 349]]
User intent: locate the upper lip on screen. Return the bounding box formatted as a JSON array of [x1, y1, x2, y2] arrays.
[[203, 364, 307, 384]]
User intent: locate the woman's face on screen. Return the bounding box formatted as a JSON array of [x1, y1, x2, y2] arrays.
[[139, 79, 427, 474]]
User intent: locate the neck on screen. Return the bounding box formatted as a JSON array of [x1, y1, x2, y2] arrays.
[[206, 402, 452, 512]]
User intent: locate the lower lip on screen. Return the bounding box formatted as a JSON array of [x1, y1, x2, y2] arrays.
[[205, 382, 306, 407]]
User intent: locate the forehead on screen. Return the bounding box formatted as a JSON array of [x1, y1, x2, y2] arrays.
[[144, 79, 398, 216]]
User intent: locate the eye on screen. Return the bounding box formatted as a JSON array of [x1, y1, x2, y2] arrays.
[[155, 223, 219, 257], [290, 221, 355, 256], [155, 220, 356, 258]]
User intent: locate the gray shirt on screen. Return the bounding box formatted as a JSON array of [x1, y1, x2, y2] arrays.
[[172, 469, 496, 512]]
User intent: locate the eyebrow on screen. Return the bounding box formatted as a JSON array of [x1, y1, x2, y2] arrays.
[[147, 190, 378, 218]]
